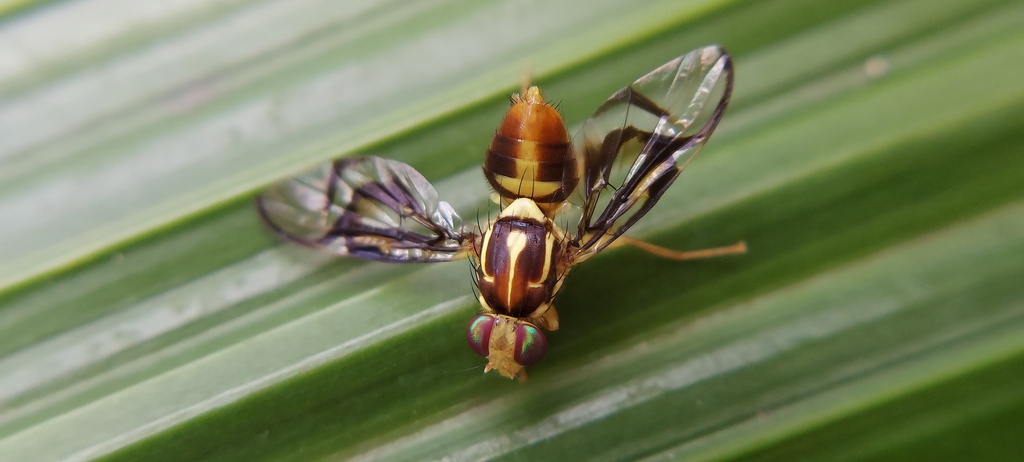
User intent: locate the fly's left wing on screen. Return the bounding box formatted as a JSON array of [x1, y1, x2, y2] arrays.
[[571, 45, 735, 259], [257, 156, 476, 263]]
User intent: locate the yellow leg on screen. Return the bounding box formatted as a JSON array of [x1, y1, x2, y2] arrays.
[[612, 236, 747, 261]]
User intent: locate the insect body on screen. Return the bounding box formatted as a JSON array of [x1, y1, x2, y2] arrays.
[[258, 45, 739, 380]]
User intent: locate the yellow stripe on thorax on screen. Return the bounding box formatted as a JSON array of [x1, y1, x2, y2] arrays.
[[535, 235, 553, 284], [503, 229, 530, 308]]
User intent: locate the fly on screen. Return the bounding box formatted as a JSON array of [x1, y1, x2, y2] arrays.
[[257, 45, 744, 380]]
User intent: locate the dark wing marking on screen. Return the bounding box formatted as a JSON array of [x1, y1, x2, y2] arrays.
[[257, 156, 475, 263], [571, 45, 734, 259]]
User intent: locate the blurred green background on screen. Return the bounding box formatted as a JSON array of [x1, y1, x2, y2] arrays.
[[0, 0, 1022, 460]]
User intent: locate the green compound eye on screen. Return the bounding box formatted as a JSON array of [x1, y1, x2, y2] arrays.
[[466, 314, 495, 357], [513, 323, 547, 366]]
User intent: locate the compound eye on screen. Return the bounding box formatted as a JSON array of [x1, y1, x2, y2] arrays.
[[466, 314, 496, 357], [513, 323, 547, 366]]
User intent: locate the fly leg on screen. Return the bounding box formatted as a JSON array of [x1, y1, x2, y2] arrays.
[[611, 236, 747, 261]]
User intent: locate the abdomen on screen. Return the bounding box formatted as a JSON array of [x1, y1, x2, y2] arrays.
[[483, 86, 579, 212]]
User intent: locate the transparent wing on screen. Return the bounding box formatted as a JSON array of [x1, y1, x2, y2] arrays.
[[571, 45, 734, 259], [257, 156, 475, 263]]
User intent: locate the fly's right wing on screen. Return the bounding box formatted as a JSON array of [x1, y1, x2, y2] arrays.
[[257, 156, 476, 263], [571, 45, 735, 260]]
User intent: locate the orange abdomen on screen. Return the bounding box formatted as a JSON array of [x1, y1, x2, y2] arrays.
[[483, 86, 579, 211]]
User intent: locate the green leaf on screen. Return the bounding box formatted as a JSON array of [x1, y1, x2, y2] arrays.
[[1, 0, 1022, 460]]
